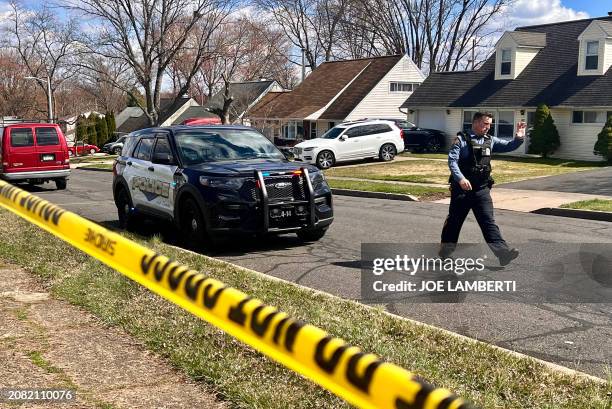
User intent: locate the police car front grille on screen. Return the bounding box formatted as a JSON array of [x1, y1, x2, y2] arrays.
[[239, 177, 306, 202], [265, 176, 305, 201]]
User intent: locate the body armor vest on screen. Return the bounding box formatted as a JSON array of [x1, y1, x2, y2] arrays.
[[456, 132, 493, 187]]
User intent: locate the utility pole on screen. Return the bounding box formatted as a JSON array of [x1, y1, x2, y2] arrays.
[[25, 76, 53, 122], [301, 48, 306, 82]]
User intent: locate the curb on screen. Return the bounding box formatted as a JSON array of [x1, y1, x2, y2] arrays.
[[77, 167, 113, 172], [331, 188, 418, 201], [531, 207, 612, 222]]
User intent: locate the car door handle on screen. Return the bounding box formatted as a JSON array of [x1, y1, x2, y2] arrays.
[[148, 166, 154, 172]]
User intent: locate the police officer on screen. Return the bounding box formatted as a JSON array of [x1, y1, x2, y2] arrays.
[[440, 111, 526, 266]]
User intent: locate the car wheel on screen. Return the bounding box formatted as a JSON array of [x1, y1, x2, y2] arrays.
[[55, 178, 67, 190], [379, 143, 396, 161], [316, 150, 335, 169], [116, 187, 139, 231], [180, 197, 207, 249], [426, 137, 442, 153], [113, 147, 122, 155], [297, 227, 328, 242], [90, 148, 96, 155]]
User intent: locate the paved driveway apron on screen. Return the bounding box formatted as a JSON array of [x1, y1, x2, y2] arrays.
[[21, 169, 612, 378], [499, 167, 612, 195]]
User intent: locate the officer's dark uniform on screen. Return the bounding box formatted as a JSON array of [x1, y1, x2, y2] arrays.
[[441, 129, 523, 260]]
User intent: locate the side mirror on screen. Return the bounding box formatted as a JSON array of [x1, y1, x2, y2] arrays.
[[152, 152, 175, 165], [339, 135, 347, 141], [281, 148, 295, 161]]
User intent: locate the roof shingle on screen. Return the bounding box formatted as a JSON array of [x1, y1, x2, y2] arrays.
[[249, 55, 402, 119], [402, 17, 612, 109]]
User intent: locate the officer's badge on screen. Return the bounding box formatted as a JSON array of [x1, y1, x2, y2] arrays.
[[484, 147, 491, 156]]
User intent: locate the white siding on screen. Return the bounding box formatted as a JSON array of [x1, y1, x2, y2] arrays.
[[514, 49, 539, 78], [345, 56, 425, 121], [550, 109, 604, 161], [606, 39, 612, 73]]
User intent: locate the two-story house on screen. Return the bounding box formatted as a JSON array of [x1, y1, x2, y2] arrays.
[[248, 55, 425, 145], [401, 15, 612, 161]]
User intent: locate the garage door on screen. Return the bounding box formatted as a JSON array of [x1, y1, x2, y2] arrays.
[[417, 110, 445, 130]]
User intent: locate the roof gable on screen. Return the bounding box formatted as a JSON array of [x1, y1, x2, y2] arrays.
[[249, 55, 402, 119], [402, 17, 612, 109], [578, 20, 612, 39]]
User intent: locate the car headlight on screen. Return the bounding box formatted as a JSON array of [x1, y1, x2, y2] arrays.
[[199, 176, 247, 190], [303, 147, 316, 151], [308, 169, 326, 185]]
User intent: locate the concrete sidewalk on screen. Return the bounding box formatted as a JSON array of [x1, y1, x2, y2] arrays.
[[434, 187, 612, 212]]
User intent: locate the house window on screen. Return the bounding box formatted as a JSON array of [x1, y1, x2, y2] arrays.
[[463, 111, 477, 132], [390, 82, 415, 92], [572, 111, 608, 124], [310, 121, 317, 139], [500, 49, 512, 75], [585, 41, 599, 70], [497, 111, 514, 139], [282, 121, 304, 140]]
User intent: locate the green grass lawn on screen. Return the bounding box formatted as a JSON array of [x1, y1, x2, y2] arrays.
[[560, 199, 612, 212], [79, 163, 114, 170], [70, 155, 117, 164], [0, 208, 608, 409], [328, 179, 449, 200], [326, 157, 605, 185]]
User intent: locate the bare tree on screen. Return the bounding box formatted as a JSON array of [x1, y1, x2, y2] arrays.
[[0, 50, 39, 118], [255, 0, 349, 69], [63, 0, 235, 126], [3, 2, 80, 121], [338, 0, 511, 72]]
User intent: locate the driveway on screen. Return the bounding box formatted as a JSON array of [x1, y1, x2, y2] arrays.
[[499, 167, 612, 196]]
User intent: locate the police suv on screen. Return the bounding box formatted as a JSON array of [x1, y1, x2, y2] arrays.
[[112, 125, 333, 246]]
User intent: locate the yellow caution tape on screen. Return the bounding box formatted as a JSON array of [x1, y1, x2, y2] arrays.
[[0, 180, 474, 409]]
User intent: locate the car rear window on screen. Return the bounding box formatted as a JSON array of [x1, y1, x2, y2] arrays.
[[133, 137, 154, 161], [10, 128, 34, 147], [36, 127, 60, 146]]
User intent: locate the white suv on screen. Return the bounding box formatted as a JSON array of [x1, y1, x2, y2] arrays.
[[293, 120, 404, 169]]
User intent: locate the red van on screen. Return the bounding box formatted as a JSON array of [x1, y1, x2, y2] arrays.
[[0, 123, 70, 190]]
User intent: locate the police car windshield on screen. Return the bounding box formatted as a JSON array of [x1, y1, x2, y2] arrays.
[[174, 129, 284, 165], [320, 127, 346, 139]]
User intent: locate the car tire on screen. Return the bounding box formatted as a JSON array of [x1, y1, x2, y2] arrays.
[[379, 143, 396, 161], [316, 150, 335, 169], [180, 197, 207, 249], [297, 227, 328, 242], [55, 178, 67, 190], [425, 136, 442, 153], [116, 187, 139, 231], [113, 147, 122, 155], [90, 148, 96, 155]]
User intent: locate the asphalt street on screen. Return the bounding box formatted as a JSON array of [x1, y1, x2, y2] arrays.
[[18, 169, 612, 378]]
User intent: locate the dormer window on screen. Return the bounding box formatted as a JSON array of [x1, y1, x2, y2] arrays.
[[585, 41, 599, 70], [500, 49, 512, 75], [494, 32, 545, 80]]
